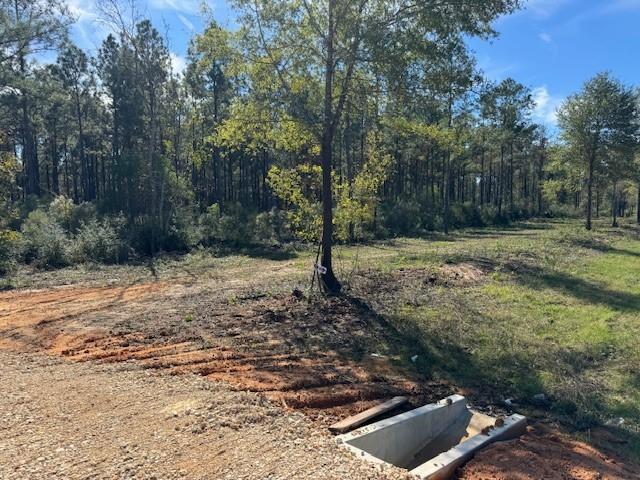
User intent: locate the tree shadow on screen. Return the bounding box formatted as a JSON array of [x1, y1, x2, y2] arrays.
[[442, 253, 640, 313], [346, 292, 640, 462], [518, 266, 640, 312], [238, 246, 299, 261], [568, 237, 640, 258]]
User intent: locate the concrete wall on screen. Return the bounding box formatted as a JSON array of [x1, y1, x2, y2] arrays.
[[340, 395, 468, 468]]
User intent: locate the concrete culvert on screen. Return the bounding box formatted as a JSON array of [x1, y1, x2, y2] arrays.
[[337, 395, 526, 480]]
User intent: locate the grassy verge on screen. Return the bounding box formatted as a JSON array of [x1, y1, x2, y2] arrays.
[[335, 219, 640, 459]]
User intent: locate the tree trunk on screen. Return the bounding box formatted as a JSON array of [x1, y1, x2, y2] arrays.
[[509, 141, 514, 212], [537, 144, 544, 215], [611, 180, 618, 228], [20, 64, 39, 196], [637, 182, 640, 225], [318, 0, 341, 295], [479, 146, 485, 206], [443, 153, 451, 234], [586, 152, 594, 230], [498, 145, 504, 215], [73, 87, 91, 201]]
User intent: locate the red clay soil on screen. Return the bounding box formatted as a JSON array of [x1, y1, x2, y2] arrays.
[[0, 283, 168, 329], [0, 284, 445, 419], [459, 425, 639, 480]]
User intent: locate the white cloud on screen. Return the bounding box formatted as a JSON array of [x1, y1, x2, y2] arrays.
[[539, 32, 552, 43], [66, 0, 110, 52], [477, 55, 517, 82], [177, 14, 195, 31], [148, 0, 202, 14], [525, 0, 572, 18], [532, 86, 563, 127], [67, 0, 98, 23], [170, 52, 187, 76]]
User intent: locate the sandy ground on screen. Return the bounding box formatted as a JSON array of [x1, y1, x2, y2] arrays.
[[1, 278, 639, 479]]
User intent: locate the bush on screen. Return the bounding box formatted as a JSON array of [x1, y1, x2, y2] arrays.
[[217, 214, 248, 245], [199, 204, 222, 246], [49, 196, 97, 233], [548, 204, 582, 219], [0, 230, 20, 276], [199, 203, 250, 247], [162, 207, 200, 253], [381, 200, 424, 236], [450, 203, 485, 229], [253, 208, 293, 245], [70, 218, 129, 264], [21, 209, 70, 269], [479, 205, 510, 227]]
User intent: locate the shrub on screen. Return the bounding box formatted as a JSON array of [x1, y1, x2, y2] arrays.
[[381, 200, 424, 236], [450, 203, 485, 229], [127, 217, 155, 256], [21, 209, 70, 269], [549, 204, 581, 219], [253, 208, 293, 245], [199, 204, 222, 246], [0, 230, 20, 276], [48, 196, 75, 229], [161, 207, 200, 253], [479, 205, 510, 227], [49, 196, 97, 233], [217, 214, 248, 245], [70, 218, 129, 264], [199, 203, 250, 247]]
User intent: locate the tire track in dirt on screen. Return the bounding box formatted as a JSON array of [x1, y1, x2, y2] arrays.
[[0, 283, 169, 329], [0, 283, 446, 419], [50, 329, 432, 416]]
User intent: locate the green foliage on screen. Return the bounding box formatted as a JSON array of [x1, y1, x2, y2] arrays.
[[267, 136, 391, 243], [217, 214, 249, 246], [0, 139, 19, 227], [48, 196, 97, 233], [335, 139, 392, 241], [253, 208, 293, 245], [450, 203, 485, 228], [556, 73, 639, 227], [199, 203, 251, 246], [0, 230, 20, 276], [385, 117, 458, 153], [381, 200, 426, 236], [199, 203, 222, 245], [20, 209, 70, 269], [70, 218, 129, 264], [267, 165, 322, 242]]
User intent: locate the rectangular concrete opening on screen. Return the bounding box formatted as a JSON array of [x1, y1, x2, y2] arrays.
[[337, 395, 526, 480]]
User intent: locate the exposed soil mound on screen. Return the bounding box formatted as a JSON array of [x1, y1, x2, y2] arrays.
[[438, 262, 488, 286], [459, 425, 638, 480], [355, 262, 490, 298]]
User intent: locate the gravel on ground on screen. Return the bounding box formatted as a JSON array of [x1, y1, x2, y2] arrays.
[[0, 350, 411, 480]]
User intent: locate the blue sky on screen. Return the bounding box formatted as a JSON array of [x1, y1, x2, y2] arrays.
[[67, 0, 640, 129]]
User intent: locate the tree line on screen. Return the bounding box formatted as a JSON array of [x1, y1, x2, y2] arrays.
[[1, 0, 639, 289]]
